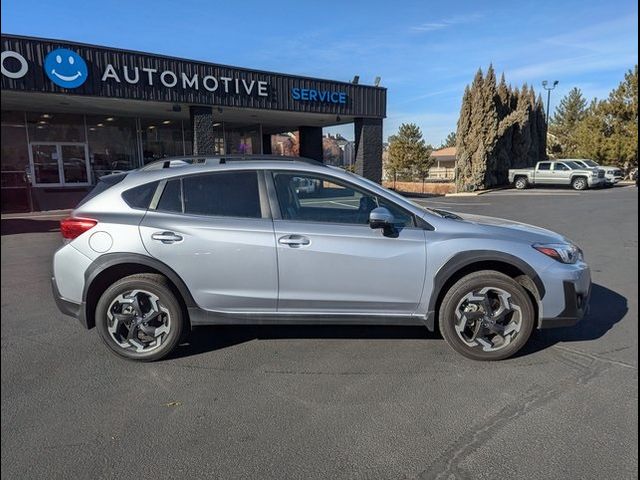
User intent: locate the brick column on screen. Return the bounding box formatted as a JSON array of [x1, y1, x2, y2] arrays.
[[298, 126, 323, 162], [354, 117, 383, 183], [190, 106, 216, 155]]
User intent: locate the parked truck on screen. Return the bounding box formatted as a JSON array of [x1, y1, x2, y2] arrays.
[[508, 160, 605, 190]]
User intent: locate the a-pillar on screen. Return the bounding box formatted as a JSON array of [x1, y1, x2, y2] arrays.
[[354, 117, 383, 183]]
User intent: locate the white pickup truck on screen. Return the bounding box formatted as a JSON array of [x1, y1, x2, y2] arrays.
[[509, 160, 605, 190], [569, 159, 624, 186]]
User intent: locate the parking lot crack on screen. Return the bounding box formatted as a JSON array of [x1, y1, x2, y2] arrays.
[[416, 353, 609, 479]]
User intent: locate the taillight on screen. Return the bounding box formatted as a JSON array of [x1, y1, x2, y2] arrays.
[[60, 217, 98, 239]]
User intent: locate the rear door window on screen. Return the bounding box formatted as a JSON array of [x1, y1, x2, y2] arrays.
[[156, 171, 261, 218], [538, 163, 551, 171]]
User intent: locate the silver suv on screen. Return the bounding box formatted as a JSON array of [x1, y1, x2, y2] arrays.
[[52, 156, 591, 361]]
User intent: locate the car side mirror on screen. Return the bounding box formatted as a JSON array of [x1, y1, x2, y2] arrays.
[[369, 207, 395, 230]]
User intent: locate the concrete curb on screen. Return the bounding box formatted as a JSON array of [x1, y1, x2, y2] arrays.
[[445, 186, 510, 197], [1, 209, 72, 220]]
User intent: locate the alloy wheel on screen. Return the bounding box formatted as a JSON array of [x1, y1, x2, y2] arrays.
[[454, 286, 522, 352], [107, 289, 171, 353]]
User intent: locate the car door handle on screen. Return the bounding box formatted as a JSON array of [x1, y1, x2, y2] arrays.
[[278, 234, 310, 248], [151, 231, 183, 244]]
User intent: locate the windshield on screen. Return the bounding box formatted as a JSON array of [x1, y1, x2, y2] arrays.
[[583, 160, 599, 167], [564, 161, 583, 169]]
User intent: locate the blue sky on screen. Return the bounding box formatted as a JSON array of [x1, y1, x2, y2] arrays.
[[2, 0, 637, 145]]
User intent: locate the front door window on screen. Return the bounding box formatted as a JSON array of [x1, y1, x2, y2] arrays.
[[29, 143, 90, 186]]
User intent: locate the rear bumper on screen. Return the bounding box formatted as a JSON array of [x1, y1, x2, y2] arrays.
[[539, 279, 591, 328], [51, 276, 88, 328]]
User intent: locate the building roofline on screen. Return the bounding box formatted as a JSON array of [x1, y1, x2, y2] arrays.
[[1, 33, 387, 92]]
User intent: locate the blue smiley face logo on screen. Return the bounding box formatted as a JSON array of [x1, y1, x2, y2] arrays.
[[44, 48, 88, 88]]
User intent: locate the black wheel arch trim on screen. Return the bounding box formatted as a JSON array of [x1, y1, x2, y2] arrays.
[[82, 253, 197, 328], [424, 250, 545, 331]]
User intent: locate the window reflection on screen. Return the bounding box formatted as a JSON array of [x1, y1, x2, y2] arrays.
[[86, 115, 138, 177], [224, 123, 261, 155], [140, 119, 185, 164]]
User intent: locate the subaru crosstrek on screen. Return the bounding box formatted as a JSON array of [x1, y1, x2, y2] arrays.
[[52, 156, 591, 361]]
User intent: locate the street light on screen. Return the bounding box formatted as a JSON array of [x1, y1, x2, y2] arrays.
[[542, 80, 559, 121]]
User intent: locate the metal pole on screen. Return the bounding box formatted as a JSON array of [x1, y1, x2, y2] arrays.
[[542, 80, 558, 121]]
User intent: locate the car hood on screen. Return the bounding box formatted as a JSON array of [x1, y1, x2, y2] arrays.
[[433, 211, 568, 244]]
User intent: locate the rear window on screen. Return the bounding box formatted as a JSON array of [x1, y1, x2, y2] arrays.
[[156, 171, 261, 218], [76, 172, 127, 207], [122, 181, 160, 209]]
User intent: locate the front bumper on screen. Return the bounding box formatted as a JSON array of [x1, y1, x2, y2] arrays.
[[539, 274, 592, 328]]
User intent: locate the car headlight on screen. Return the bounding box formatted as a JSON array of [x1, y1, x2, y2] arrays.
[[607, 170, 614, 175], [533, 243, 583, 264]]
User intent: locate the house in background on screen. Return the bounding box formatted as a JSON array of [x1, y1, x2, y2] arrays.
[[429, 147, 457, 179]]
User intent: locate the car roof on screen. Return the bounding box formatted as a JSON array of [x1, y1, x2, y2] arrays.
[[121, 154, 340, 185]]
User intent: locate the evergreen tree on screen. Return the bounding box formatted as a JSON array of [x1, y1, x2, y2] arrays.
[[572, 65, 638, 168], [456, 66, 548, 190], [601, 65, 638, 167], [387, 123, 431, 181], [440, 131, 457, 148], [550, 87, 588, 156]]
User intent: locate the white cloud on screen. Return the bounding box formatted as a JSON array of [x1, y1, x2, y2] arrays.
[[411, 13, 484, 33]]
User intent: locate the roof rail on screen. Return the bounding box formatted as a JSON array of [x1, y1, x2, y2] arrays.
[[140, 154, 325, 171], [218, 155, 324, 166]]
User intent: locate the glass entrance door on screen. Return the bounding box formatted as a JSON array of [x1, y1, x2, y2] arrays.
[[29, 143, 90, 186]]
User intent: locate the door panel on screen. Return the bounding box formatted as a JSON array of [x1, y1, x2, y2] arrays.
[[270, 171, 427, 315], [274, 221, 426, 314], [31, 144, 60, 184], [140, 211, 278, 312], [534, 164, 554, 184], [60, 144, 89, 183], [552, 163, 572, 185]]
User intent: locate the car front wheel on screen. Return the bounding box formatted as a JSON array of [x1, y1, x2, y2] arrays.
[[438, 271, 535, 361], [571, 177, 588, 190], [95, 274, 185, 361]]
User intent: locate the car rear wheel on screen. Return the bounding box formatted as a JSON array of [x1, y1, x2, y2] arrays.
[[438, 271, 535, 361], [514, 177, 528, 189], [571, 177, 588, 190], [95, 274, 184, 361]]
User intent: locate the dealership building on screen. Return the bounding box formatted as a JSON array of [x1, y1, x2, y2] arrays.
[[1, 34, 386, 212]]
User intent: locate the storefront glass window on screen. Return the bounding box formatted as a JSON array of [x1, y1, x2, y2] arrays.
[[26, 112, 85, 143], [140, 118, 185, 164], [225, 123, 261, 155], [86, 115, 138, 178], [1, 111, 29, 187]]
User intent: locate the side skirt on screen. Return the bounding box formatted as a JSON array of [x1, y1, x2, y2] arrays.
[[188, 307, 427, 327]]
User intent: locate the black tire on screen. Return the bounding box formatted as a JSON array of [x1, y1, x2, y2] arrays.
[[95, 273, 185, 361], [571, 176, 588, 190], [438, 270, 535, 361], [514, 176, 528, 190]]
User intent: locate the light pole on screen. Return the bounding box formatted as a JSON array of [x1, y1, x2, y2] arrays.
[[542, 80, 559, 121]]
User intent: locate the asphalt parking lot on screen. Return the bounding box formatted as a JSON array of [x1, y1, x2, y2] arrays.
[[1, 185, 637, 479]]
